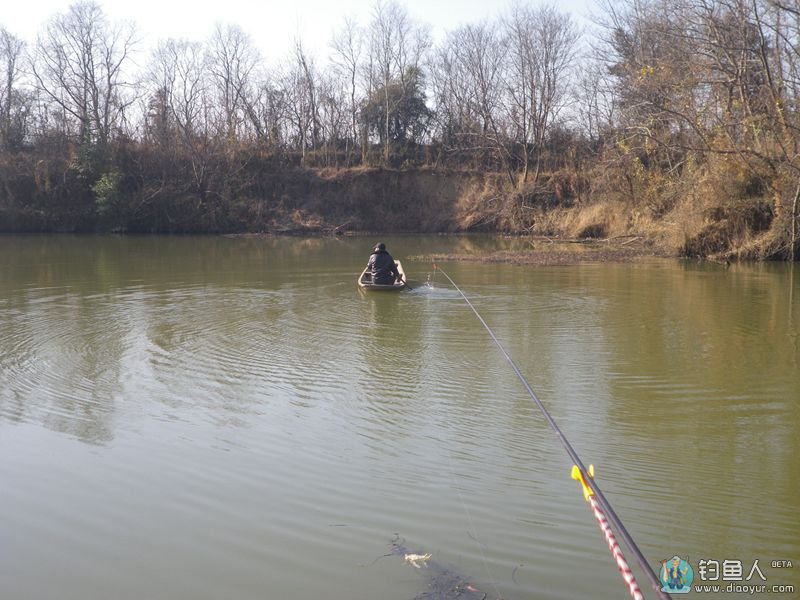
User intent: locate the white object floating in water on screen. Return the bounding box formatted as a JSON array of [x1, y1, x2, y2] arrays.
[[404, 553, 432, 568]]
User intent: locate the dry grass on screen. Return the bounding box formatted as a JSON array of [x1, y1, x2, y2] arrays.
[[518, 199, 675, 254], [561, 201, 626, 239], [453, 174, 509, 231], [231, 163, 793, 261]]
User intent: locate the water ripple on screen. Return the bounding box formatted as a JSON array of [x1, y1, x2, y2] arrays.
[[2, 239, 798, 600]]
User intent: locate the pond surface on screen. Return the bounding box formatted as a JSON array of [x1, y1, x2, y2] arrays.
[[1, 235, 798, 599]]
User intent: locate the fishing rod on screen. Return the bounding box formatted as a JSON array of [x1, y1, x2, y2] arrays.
[[433, 264, 671, 600]]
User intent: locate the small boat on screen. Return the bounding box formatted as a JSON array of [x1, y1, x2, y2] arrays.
[[358, 260, 407, 291]]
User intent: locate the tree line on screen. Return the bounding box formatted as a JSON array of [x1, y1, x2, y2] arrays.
[[0, 0, 798, 258]]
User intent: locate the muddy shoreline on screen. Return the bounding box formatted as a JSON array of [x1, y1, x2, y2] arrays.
[[226, 231, 676, 265], [407, 236, 673, 266]]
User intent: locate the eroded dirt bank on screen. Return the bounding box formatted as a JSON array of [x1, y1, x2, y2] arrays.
[[4, 162, 786, 261]]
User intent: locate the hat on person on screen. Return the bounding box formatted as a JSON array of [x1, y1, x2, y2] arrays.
[[374, 242, 386, 252]]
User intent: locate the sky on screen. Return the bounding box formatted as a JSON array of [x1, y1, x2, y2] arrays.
[[1, 0, 597, 65]]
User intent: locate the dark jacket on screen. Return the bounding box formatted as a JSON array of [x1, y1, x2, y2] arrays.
[[367, 249, 400, 284]]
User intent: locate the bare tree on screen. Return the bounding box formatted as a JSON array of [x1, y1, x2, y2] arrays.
[[31, 1, 136, 151], [295, 40, 320, 152], [251, 78, 288, 150], [574, 57, 618, 144], [764, 0, 800, 255], [207, 23, 261, 144], [368, 0, 431, 165], [331, 17, 364, 166], [0, 27, 26, 150], [431, 22, 512, 177], [503, 3, 578, 185], [146, 39, 179, 149], [148, 38, 214, 192], [317, 72, 349, 167], [281, 41, 321, 160]]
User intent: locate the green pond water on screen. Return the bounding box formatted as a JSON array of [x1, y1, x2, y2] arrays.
[[0, 234, 798, 599]]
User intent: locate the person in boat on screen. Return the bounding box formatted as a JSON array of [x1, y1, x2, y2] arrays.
[[366, 242, 400, 285]]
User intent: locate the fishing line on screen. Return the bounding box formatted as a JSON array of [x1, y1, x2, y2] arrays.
[[443, 446, 504, 599], [433, 264, 671, 600]]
